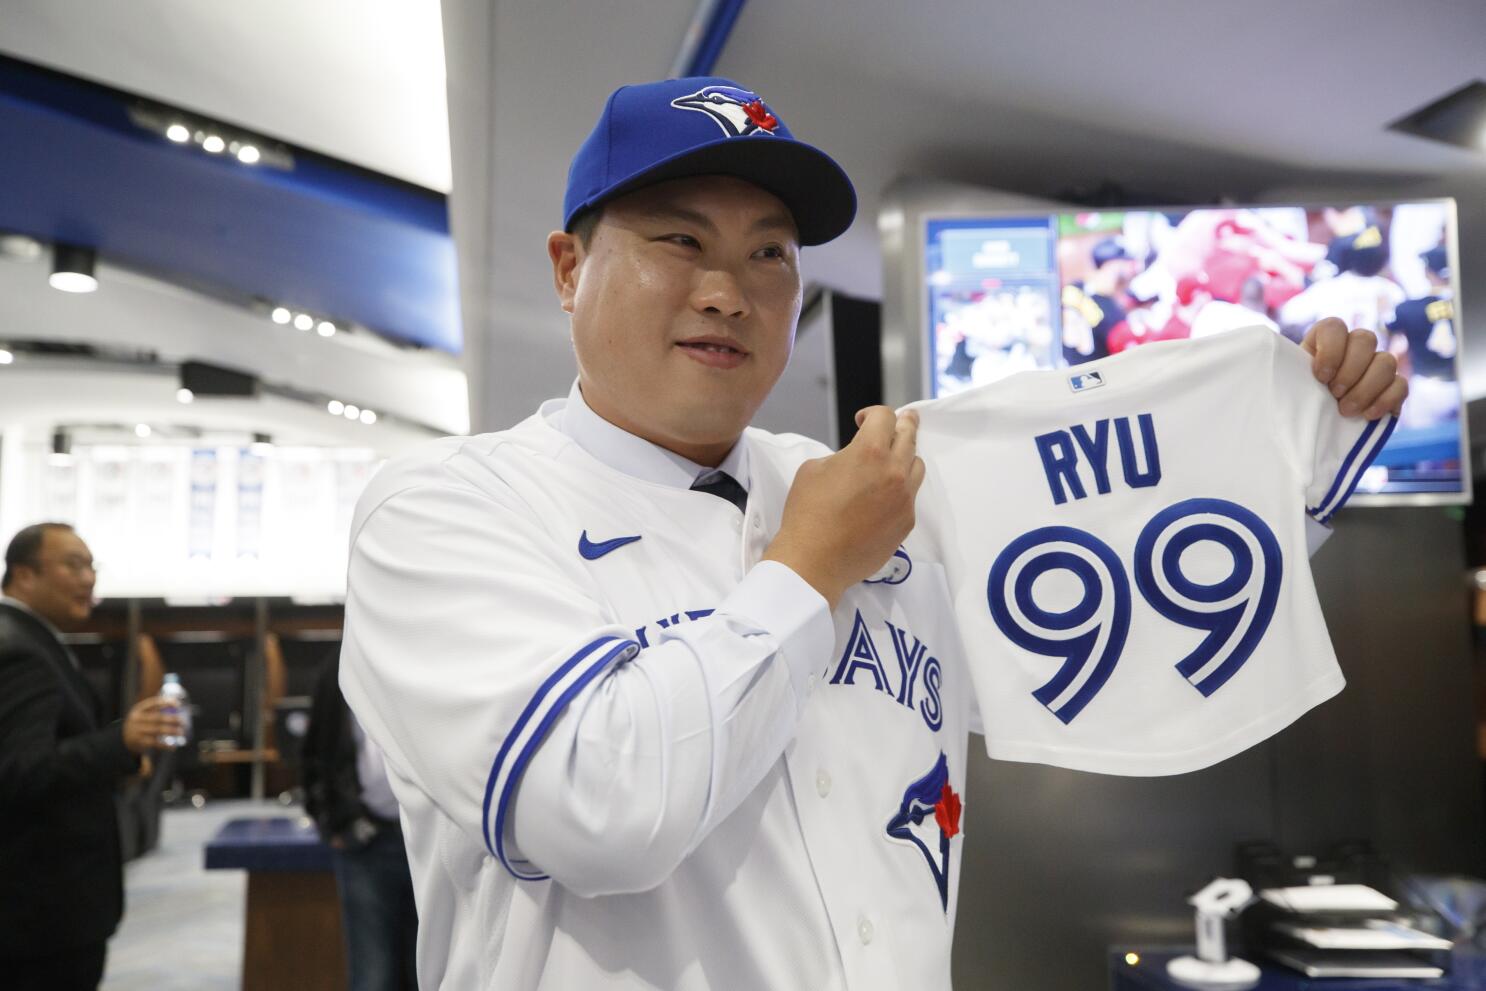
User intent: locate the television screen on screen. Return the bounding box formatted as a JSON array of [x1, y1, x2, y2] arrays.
[[923, 200, 1466, 503]]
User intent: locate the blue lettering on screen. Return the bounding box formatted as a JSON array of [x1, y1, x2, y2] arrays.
[[1035, 430, 1085, 505], [886, 621, 927, 707], [1070, 419, 1112, 495], [830, 610, 889, 692], [1115, 413, 1161, 489], [918, 656, 943, 731]]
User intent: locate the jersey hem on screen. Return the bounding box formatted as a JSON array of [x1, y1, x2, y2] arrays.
[[981, 667, 1345, 776]]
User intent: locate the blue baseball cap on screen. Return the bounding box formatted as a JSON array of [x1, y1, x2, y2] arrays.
[[563, 77, 857, 246]]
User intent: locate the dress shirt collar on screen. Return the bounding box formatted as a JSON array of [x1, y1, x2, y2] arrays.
[[553, 380, 750, 491]]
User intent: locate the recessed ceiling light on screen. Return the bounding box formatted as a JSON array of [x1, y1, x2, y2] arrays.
[[271, 306, 291, 325], [343, 404, 361, 420], [359, 409, 377, 425], [293, 313, 314, 331], [327, 400, 345, 415], [237, 145, 261, 165], [49, 244, 98, 293], [176, 387, 194, 403], [0, 349, 12, 365], [166, 123, 191, 143], [317, 321, 336, 337], [135, 423, 152, 438], [202, 134, 226, 154]]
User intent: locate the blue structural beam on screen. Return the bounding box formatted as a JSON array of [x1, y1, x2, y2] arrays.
[[675, 0, 748, 78], [0, 54, 462, 355]]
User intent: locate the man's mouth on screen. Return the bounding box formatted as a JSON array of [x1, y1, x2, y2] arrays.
[[677, 338, 747, 355]]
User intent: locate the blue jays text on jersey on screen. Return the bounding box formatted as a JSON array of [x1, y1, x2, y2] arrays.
[[636, 587, 948, 735]]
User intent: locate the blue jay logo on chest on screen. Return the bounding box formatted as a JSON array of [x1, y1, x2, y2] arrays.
[[670, 85, 781, 138], [885, 752, 962, 911]]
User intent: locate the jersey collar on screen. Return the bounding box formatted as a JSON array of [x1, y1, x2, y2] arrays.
[[550, 380, 750, 492]]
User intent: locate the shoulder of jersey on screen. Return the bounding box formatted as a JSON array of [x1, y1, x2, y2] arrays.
[[743, 425, 834, 467], [913, 324, 1276, 415], [351, 414, 560, 524]]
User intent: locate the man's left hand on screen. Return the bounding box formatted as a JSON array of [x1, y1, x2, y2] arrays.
[[1300, 317, 1408, 419]]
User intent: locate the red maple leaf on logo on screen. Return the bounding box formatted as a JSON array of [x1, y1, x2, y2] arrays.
[[742, 99, 779, 131], [934, 784, 961, 839]]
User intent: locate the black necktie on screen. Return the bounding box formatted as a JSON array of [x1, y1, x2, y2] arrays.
[[691, 470, 748, 514]]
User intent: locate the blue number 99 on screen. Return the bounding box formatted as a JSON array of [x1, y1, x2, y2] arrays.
[[987, 527, 1131, 725], [1133, 498, 1282, 697]]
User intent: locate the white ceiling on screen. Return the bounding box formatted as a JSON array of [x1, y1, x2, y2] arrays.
[[0, 0, 452, 191]]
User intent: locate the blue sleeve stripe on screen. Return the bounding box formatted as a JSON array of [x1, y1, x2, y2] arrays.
[[480, 635, 640, 879], [1310, 415, 1398, 524]]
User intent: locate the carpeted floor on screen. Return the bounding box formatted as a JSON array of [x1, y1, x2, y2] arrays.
[[102, 799, 289, 991]]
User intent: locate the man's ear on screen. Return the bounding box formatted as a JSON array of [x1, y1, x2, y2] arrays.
[[548, 231, 581, 314]]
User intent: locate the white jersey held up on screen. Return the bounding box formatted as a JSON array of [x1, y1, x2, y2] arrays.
[[910, 326, 1395, 776], [339, 391, 972, 991]]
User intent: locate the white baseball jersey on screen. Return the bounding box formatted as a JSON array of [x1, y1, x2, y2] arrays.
[[909, 326, 1395, 776], [340, 384, 972, 991]]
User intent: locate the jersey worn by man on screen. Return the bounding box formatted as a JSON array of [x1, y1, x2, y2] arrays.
[[339, 397, 972, 991], [910, 326, 1395, 776]]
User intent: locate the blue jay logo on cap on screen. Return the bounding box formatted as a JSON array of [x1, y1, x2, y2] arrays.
[[670, 85, 781, 138]]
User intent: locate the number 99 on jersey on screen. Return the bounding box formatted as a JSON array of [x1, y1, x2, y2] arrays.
[[987, 498, 1283, 725]]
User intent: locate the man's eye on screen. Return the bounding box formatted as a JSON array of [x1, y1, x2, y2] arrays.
[[757, 245, 786, 260], [663, 234, 700, 248]]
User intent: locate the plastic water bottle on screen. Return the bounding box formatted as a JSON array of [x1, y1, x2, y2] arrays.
[[160, 673, 191, 749]]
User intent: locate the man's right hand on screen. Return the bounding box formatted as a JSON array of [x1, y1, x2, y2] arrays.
[[763, 406, 925, 609], [122, 697, 186, 755]]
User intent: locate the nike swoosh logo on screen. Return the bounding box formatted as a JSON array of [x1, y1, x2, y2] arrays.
[[578, 530, 642, 560]]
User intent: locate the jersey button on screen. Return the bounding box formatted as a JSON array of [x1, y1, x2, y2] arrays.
[[750, 516, 763, 531], [857, 916, 874, 945], [815, 769, 832, 798]]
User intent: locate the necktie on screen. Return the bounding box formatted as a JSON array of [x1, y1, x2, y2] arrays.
[[690, 470, 748, 514]]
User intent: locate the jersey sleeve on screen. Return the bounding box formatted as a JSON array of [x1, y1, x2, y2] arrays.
[[1266, 333, 1398, 525], [339, 473, 833, 896]]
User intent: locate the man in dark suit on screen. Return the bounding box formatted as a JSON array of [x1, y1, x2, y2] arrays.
[[0, 522, 182, 991]]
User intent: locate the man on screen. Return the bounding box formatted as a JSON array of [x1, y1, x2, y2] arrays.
[[340, 77, 1407, 990], [303, 652, 418, 991], [0, 522, 183, 991]]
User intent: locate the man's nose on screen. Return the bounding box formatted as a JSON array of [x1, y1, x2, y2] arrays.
[[691, 268, 749, 319]]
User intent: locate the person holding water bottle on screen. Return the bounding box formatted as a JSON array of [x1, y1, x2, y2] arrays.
[[0, 522, 185, 991]]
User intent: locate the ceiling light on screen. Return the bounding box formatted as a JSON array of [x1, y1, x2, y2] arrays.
[[166, 123, 191, 143], [176, 387, 194, 403], [236, 145, 261, 165], [0, 349, 12, 365], [343, 404, 361, 420], [317, 320, 336, 337], [134, 423, 152, 438], [202, 134, 226, 154], [0, 234, 42, 261], [359, 409, 377, 425], [293, 313, 314, 331], [271, 306, 291, 325], [327, 400, 344, 415], [49, 244, 99, 293]]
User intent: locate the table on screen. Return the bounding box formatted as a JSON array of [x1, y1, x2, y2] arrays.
[[204, 816, 347, 991], [1110, 948, 1486, 991]]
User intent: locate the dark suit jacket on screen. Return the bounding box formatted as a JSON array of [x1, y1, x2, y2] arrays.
[[0, 602, 138, 957]]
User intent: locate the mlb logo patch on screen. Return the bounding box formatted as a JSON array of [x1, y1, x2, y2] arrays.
[[1068, 370, 1105, 393]]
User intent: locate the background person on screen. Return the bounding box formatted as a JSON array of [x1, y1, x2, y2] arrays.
[[303, 652, 418, 991], [0, 522, 182, 991]]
